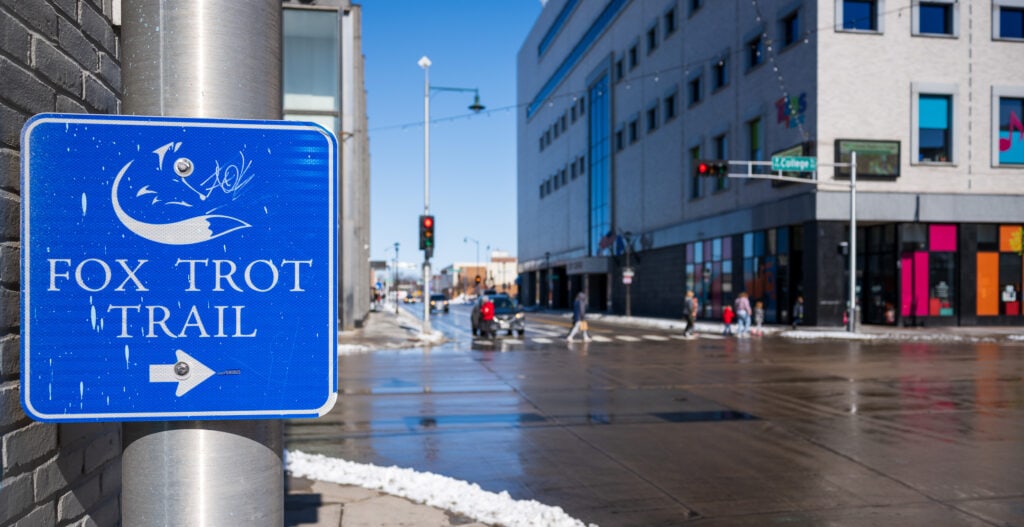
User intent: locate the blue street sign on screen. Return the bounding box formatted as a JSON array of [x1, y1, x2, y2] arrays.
[[21, 114, 338, 422]]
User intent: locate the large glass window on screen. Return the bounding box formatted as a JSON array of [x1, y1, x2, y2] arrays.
[[842, 0, 878, 31], [976, 225, 1024, 317], [999, 96, 1024, 165], [918, 94, 952, 162], [283, 9, 340, 131], [588, 74, 612, 256]]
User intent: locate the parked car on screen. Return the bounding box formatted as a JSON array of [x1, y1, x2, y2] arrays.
[[471, 293, 525, 337], [429, 294, 449, 313]]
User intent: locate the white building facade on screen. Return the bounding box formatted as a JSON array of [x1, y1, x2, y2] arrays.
[[517, 0, 1024, 326]]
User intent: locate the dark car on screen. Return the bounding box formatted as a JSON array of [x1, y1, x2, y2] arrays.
[[429, 293, 449, 313], [471, 294, 525, 337]]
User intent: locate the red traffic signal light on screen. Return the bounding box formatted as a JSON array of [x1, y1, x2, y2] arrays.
[[695, 160, 728, 177], [419, 215, 435, 251]]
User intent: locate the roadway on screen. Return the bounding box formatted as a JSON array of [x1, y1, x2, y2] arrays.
[[286, 303, 1024, 526]]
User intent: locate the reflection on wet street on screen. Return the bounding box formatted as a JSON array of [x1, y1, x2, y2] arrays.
[[287, 308, 1024, 526]]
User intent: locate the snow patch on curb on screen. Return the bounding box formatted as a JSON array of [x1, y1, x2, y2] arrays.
[[285, 450, 596, 527]]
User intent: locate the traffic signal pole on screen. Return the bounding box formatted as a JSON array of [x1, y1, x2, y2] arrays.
[[705, 154, 858, 332]]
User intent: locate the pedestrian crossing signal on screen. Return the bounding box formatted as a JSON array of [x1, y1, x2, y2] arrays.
[[696, 160, 728, 177]]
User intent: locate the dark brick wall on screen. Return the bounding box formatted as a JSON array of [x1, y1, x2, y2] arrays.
[[1, 2, 122, 525]]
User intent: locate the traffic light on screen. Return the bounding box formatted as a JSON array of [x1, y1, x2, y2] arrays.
[[419, 215, 435, 253], [695, 160, 729, 177], [475, 275, 482, 285]]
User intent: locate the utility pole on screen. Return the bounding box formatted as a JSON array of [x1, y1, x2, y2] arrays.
[[705, 154, 858, 331]]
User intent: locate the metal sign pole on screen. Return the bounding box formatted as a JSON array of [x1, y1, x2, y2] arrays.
[[726, 156, 859, 332], [120, 2, 284, 524]]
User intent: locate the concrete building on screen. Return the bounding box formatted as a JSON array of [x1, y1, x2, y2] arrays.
[[283, 0, 371, 330], [517, 0, 1024, 327]]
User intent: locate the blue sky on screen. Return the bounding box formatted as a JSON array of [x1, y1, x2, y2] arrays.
[[360, 1, 543, 271]]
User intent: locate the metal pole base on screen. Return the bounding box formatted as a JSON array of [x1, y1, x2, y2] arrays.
[[123, 421, 283, 526]]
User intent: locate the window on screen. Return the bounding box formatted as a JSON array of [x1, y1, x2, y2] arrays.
[[628, 118, 640, 143], [664, 92, 678, 121], [995, 1, 1024, 39], [689, 146, 702, 198], [916, 2, 954, 36], [571, 105, 577, 123], [578, 155, 586, 175], [746, 35, 764, 70], [553, 121, 560, 139], [615, 127, 625, 151], [688, 75, 703, 106], [712, 56, 729, 90], [646, 105, 659, 133], [664, 6, 678, 36], [713, 134, 729, 191], [781, 10, 800, 47], [539, 183, 545, 198], [615, 58, 625, 83], [578, 96, 585, 116], [570, 161, 577, 179], [997, 94, 1024, 166], [539, 137, 544, 152], [561, 168, 568, 186], [917, 93, 953, 163], [689, 0, 703, 17], [629, 44, 639, 70], [747, 118, 763, 164], [646, 24, 658, 54], [840, 0, 880, 32], [554, 172, 561, 190], [561, 114, 568, 132]]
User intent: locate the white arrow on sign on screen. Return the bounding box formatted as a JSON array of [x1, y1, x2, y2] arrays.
[[149, 349, 215, 396]]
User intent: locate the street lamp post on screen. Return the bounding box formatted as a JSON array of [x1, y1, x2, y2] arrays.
[[394, 242, 400, 315], [545, 251, 552, 310], [418, 55, 484, 332]]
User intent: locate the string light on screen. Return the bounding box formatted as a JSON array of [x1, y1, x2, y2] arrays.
[[369, 2, 919, 134]]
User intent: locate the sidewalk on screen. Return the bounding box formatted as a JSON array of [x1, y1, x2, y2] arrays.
[[285, 308, 467, 527], [285, 307, 1024, 526]]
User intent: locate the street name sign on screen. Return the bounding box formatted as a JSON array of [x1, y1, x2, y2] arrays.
[[771, 156, 817, 172], [21, 114, 338, 422]]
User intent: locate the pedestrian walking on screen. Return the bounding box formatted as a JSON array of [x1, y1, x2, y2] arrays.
[[734, 292, 752, 337], [682, 290, 698, 337], [753, 300, 765, 336], [566, 291, 592, 342], [722, 304, 735, 335], [792, 296, 805, 329]]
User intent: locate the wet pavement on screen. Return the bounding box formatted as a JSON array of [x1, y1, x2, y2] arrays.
[[287, 306, 1024, 526]]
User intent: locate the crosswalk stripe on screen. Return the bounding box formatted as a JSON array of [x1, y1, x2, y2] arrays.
[[532, 337, 555, 344], [642, 335, 670, 341], [670, 335, 690, 340], [615, 335, 642, 342], [591, 335, 613, 342], [529, 328, 565, 337]]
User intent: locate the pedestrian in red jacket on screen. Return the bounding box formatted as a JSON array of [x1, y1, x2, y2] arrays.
[[722, 305, 735, 336]]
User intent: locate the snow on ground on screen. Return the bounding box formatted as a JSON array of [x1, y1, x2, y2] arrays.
[[286, 450, 596, 527]]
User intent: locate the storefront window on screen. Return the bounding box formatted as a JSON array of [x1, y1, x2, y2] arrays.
[[977, 224, 1024, 317]]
